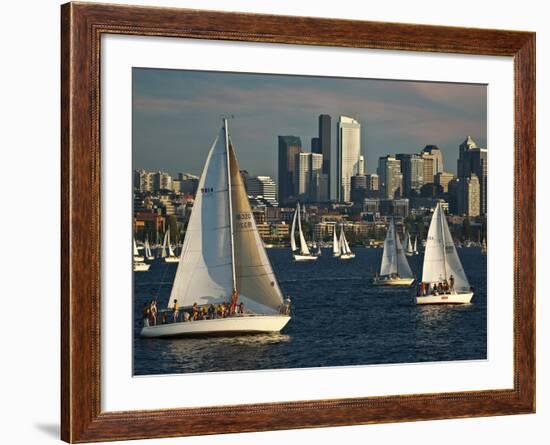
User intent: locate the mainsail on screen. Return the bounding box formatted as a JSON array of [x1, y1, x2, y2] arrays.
[[332, 226, 340, 256], [339, 227, 352, 255], [380, 219, 413, 278], [296, 203, 310, 255], [161, 232, 168, 258], [290, 205, 298, 252], [422, 202, 470, 291], [166, 231, 176, 257], [168, 121, 284, 314], [405, 231, 414, 255]]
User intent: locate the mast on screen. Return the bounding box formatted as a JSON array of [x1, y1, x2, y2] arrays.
[[224, 118, 237, 293], [438, 203, 449, 281], [393, 219, 399, 276]]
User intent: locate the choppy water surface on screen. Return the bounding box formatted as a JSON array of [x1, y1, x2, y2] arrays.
[[133, 247, 486, 375]]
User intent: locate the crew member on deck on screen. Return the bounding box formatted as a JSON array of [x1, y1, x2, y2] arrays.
[[230, 288, 238, 315]]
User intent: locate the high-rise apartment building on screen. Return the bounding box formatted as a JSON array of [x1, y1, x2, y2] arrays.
[[396, 153, 424, 197], [457, 174, 481, 217], [423, 145, 444, 173]]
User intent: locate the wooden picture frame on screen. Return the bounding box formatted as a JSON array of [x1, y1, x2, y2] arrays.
[[61, 2, 535, 442]]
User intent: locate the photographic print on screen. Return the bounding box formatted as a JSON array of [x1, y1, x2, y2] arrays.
[[132, 68, 487, 375]]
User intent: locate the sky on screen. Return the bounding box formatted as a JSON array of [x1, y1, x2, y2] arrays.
[[133, 68, 487, 189]]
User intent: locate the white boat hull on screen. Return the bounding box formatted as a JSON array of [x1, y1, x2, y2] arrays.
[[133, 262, 150, 272], [372, 276, 415, 287], [164, 256, 180, 263], [133, 256, 144, 262], [293, 254, 318, 261], [140, 315, 291, 338], [339, 253, 355, 260], [416, 292, 473, 305]]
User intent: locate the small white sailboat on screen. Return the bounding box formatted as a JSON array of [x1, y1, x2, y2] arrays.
[[481, 238, 487, 255], [412, 236, 419, 255], [163, 230, 180, 263], [141, 120, 291, 338], [416, 202, 473, 304], [290, 202, 318, 261], [372, 219, 415, 286], [338, 226, 355, 260], [404, 231, 414, 256], [144, 238, 154, 261], [133, 261, 150, 272], [332, 226, 340, 257], [133, 238, 144, 262]]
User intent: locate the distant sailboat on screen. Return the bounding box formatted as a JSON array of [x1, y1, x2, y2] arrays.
[[133, 261, 150, 272], [141, 120, 291, 338], [416, 202, 473, 304], [163, 230, 180, 263], [404, 231, 414, 256], [144, 238, 154, 261], [372, 219, 415, 286], [412, 236, 419, 255], [338, 225, 355, 260], [290, 202, 318, 261], [481, 238, 487, 255], [133, 238, 144, 262]]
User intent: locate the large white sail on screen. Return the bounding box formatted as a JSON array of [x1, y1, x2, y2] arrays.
[[297, 204, 310, 255], [405, 231, 413, 255], [229, 142, 285, 314], [290, 204, 298, 252], [168, 128, 234, 308], [342, 229, 352, 255], [380, 219, 413, 278], [422, 203, 470, 290]]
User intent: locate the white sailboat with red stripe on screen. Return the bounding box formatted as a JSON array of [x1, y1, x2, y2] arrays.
[[141, 120, 291, 338]]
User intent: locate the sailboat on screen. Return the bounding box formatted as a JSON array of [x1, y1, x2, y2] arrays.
[[337, 225, 355, 260], [133, 238, 144, 262], [290, 202, 318, 261], [416, 202, 473, 304], [144, 238, 154, 261], [412, 236, 419, 255], [481, 238, 487, 255], [133, 261, 150, 272], [141, 120, 291, 338], [372, 219, 415, 286], [163, 230, 180, 263], [404, 231, 414, 256]]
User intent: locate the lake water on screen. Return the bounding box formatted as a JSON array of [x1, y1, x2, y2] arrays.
[[133, 247, 486, 375]]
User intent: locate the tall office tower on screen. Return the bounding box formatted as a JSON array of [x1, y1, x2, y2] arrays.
[[246, 175, 278, 206], [337, 115, 361, 202], [435, 172, 455, 193], [396, 153, 424, 197], [457, 136, 487, 215], [457, 174, 481, 217], [423, 145, 444, 173], [311, 173, 329, 203], [295, 152, 323, 202], [377, 155, 403, 199], [318, 114, 332, 198], [278, 135, 302, 204], [420, 151, 436, 184]]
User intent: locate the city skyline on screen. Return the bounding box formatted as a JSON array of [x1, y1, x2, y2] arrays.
[[133, 68, 487, 186]]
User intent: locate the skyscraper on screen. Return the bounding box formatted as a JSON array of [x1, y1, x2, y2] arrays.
[[457, 174, 481, 217], [377, 155, 403, 199], [295, 152, 323, 202], [396, 153, 424, 197], [421, 151, 436, 184], [423, 145, 444, 173], [278, 135, 302, 204], [337, 116, 361, 202], [457, 136, 487, 215], [318, 114, 331, 199]]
